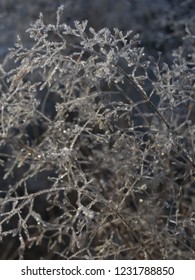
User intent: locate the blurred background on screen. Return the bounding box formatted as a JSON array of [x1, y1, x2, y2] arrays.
[[1, 0, 195, 63]]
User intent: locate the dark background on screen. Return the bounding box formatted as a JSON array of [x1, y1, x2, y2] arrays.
[[1, 0, 195, 63]]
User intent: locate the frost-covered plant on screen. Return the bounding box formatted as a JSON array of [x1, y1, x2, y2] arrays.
[[0, 6, 194, 259]]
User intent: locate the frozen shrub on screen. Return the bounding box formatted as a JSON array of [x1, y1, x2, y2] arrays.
[[0, 6, 194, 259]]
